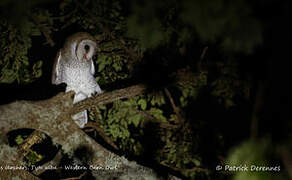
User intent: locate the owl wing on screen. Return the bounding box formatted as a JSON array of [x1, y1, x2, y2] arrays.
[[90, 59, 95, 75], [51, 51, 63, 85]]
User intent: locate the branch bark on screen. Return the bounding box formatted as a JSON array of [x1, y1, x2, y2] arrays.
[[0, 85, 166, 179], [71, 84, 146, 114]]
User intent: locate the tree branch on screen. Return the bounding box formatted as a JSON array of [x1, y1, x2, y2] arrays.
[[71, 84, 146, 114], [0, 86, 163, 179], [84, 122, 119, 150], [0, 71, 197, 179]]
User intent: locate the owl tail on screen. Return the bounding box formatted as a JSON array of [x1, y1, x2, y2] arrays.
[[72, 110, 88, 128]]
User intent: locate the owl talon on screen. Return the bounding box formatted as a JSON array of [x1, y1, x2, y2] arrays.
[[72, 110, 88, 128]]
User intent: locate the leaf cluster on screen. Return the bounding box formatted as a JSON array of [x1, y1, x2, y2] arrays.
[[0, 19, 42, 83]]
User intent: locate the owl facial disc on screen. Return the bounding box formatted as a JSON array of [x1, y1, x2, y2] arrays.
[[76, 39, 96, 62]]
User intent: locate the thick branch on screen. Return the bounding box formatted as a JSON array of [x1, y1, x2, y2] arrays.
[[0, 72, 199, 179], [71, 84, 146, 114], [0, 87, 162, 179]]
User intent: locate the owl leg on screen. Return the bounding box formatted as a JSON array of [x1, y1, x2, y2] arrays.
[[73, 92, 88, 104], [72, 110, 88, 128], [72, 92, 89, 128]]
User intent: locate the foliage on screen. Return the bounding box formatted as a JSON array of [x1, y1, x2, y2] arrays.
[[14, 134, 44, 166], [24, 150, 44, 166], [15, 135, 26, 145], [96, 98, 143, 154], [92, 71, 208, 179], [0, 19, 42, 83], [0, 0, 140, 85], [95, 40, 135, 85], [177, 70, 208, 107], [93, 93, 168, 155], [210, 60, 250, 108]]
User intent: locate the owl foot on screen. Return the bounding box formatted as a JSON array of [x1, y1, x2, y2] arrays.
[[72, 110, 88, 128]]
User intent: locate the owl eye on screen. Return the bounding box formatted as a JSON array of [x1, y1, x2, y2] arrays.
[[84, 45, 90, 53]]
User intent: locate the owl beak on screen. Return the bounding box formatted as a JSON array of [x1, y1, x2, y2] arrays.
[[83, 53, 88, 61]]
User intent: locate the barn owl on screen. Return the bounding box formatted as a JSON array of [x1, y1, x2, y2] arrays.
[[52, 32, 103, 128]]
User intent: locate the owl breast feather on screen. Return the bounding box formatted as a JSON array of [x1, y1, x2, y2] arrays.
[[63, 65, 99, 97]]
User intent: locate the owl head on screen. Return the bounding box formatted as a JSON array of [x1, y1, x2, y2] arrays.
[[52, 32, 98, 85], [63, 32, 97, 62]]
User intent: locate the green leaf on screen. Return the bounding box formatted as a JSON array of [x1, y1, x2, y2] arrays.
[[192, 159, 201, 166], [25, 150, 43, 165], [98, 60, 107, 72], [138, 99, 147, 110], [0, 69, 16, 83], [130, 114, 142, 127], [97, 55, 108, 72], [113, 62, 122, 71], [148, 108, 167, 122], [15, 135, 24, 145], [32, 60, 43, 78]]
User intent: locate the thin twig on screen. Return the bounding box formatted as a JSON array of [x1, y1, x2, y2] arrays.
[[135, 108, 179, 129], [197, 46, 208, 71], [200, 46, 208, 60], [84, 122, 119, 150], [164, 88, 185, 124]]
